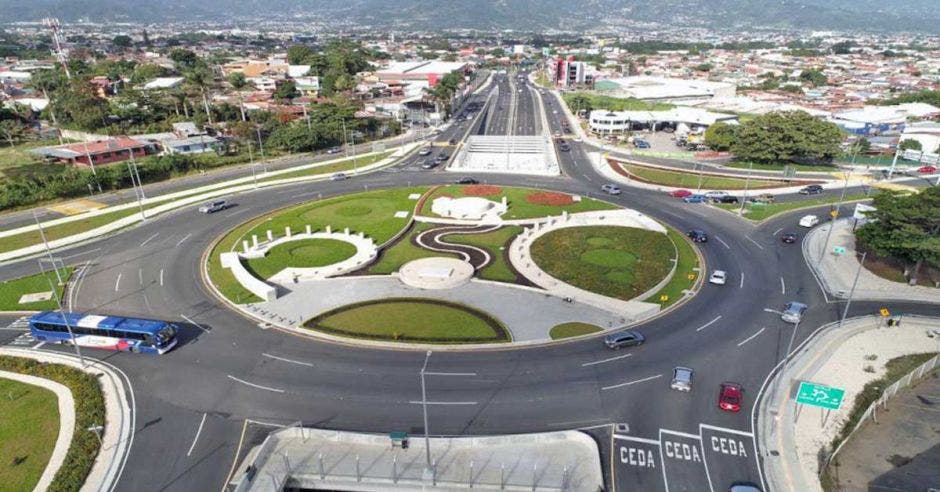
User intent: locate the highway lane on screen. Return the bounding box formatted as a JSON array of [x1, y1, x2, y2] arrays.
[[2, 77, 936, 492]]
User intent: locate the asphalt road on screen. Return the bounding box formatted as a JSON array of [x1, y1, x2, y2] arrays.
[[0, 73, 935, 492]]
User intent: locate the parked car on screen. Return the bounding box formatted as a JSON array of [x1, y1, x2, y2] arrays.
[[799, 184, 824, 195], [456, 177, 478, 185], [716, 195, 739, 204], [704, 190, 728, 200], [798, 215, 819, 228], [669, 189, 693, 198], [420, 160, 438, 170], [687, 230, 708, 243], [780, 232, 798, 244], [601, 184, 622, 195], [436, 153, 450, 162], [559, 143, 571, 152], [449, 138, 458, 145], [718, 382, 743, 412], [750, 193, 775, 204], [729, 483, 762, 492], [709, 270, 727, 285], [604, 330, 646, 350], [326, 146, 342, 154], [671, 366, 694, 392], [683, 194, 707, 203], [918, 165, 938, 174], [781, 301, 808, 324], [330, 172, 349, 181], [198, 200, 229, 214], [418, 147, 432, 156], [633, 139, 651, 149]]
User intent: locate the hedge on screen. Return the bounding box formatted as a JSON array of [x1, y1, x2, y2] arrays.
[[0, 356, 104, 492]]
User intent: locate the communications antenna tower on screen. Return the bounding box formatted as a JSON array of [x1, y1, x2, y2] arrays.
[[43, 17, 71, 79]]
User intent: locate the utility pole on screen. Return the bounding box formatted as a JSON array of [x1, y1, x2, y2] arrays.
[[44, 275, 84, 366], [816, 217, 837, 270], [256, 126, 266, 171], [420, 350, 434, 480], [838, 252, 867, 329], [342, 119, 350, 160], [81, 141, 102, 193], [738, 161, 754, 215], [33, 211, 63, 286], [126, 159, 146, 221]]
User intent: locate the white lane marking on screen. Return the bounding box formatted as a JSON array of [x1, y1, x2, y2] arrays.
[[763, 307, 782, 315], [138, 268, 143, 286], [60, 247, 101, 260], [159, 269, 164, 286], [736, 327, 766, 347], [180, 314, 209, 333], [772, 227, 784, 236], [582, 353, 633, 367], [262, 353, 314, 367], [186, 413, 207, 457], [780, 277, 786, 295], [139, 232, 159, 248], [715, 236, 731, 249], [408, 401, 478, 405], [227, 375, 285, 393], [423, 371, 478, 376], [226, 208, 252, 217], [699, 423, 754, 437], [658, 429, 671, 492], [696, 315, 723, 332], [601, 374, 662, 391], [175, 233, 192, 247], [661, 428, 702, 440], [745, 236, 765, 250], [739, 272, 745, 289], [32, 341, 46, 350], [613, 435, 660, 445], [114, 273, 122, 292]]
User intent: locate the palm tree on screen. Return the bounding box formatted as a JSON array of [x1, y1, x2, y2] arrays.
[[184, 66, 215, 124]]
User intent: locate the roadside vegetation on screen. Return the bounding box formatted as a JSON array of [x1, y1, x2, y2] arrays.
[[0, 267, 74, 311], [0, 378, 59, 491], [644, 229, 699, 308], [550, 322, 603, 340], [562, 92, 674, 113], [0, 356, 105, 492], [618, 162, 781, 190], [716, 193, 872, 222], [305, 298, 509, 343]]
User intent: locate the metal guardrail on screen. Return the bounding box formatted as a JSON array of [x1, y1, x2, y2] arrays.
[[824, 353, 940, 471]]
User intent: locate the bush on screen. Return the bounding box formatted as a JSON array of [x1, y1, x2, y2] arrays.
[[0, 356, 104, 492]]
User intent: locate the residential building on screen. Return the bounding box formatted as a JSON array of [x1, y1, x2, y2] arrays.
[[30, 137, 155, 167]]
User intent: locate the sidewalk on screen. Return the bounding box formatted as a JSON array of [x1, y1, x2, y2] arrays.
[[758, 315, 940, 492], [804, 218, 940, 303]]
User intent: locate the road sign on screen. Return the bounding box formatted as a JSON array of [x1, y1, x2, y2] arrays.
[[880, 308, 890, 317], [830, 209, 839, 218], [659, 294, 669, 302], [796, 381, 845, 410]]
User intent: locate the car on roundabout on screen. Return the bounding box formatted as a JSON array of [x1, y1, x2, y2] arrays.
[[198, 200, 229, 214], [604, 330, 646, 350], [601, 184, 622, 195], [781, 232, 798, 244], [799, 215, 819, 228], [782, 301, 808, 324], [799, 184, 824, 195], [729, 483, 762, 492], [687, 230, 708, 243], [683, 194, 706, 203], [718, 382, 743, 412], [456, 177, 478, 185], [669, 189, 693, 198], [671, 366, 694, 392], [709, 270, 727, 285]]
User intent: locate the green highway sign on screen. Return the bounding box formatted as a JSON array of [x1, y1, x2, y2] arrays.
[[796, 381, 845, 410]]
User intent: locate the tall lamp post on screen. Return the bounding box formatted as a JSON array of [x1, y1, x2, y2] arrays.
[[420, 350, 434, 479]]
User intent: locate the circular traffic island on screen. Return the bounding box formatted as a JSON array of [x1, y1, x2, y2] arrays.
[[530, 226, 675, 301], [245, 238, 358, 279], [304, 298, 510, 344]]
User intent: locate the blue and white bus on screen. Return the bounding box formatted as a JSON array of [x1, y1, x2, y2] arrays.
[[29, 311, 179, 354]]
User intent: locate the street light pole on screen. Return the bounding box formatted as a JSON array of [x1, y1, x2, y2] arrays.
[[33, 211, 63, 285], [837, 252, 867, 329], [769, 317, 801, 413], [45, 275, 84, 367], [256, 126, 266, 172], [816, 218, 837, 269], [738, 161, 753, 215], [420, 350, 433, 478]]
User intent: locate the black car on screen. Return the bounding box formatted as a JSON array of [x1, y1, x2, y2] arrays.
[[559, 143, 571, 152], [799, 184, 823, 195], [449, 138, 458, 145], [456, 177, 478, 185], [781, 232, 798, 244], [420, 160, 438, 170], [687, 230, 708, 243], [435, 153, 449, 162], [716, 195, 739, 204], [604, 330, 646, 349]]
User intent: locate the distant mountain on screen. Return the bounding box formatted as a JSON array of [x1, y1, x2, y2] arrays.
[[2, 0, 940, 34]]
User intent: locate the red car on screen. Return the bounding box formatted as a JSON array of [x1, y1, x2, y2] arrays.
[[718, 382, 743, 413], [669, 189, 693, 198], [918, 165, 937, 174]]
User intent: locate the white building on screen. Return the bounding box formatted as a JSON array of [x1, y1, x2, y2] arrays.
[[593, 76, 737, 102], [588, 108, 739, 134], [900, 121, 940, 155]]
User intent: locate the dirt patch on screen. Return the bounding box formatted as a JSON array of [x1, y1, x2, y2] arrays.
[[526, 191, 575, 206], [462, 184, 503, 196]]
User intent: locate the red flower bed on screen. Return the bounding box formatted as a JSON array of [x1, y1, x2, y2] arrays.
[[526, 191, 575, 206], [462, 185, 503, 196]]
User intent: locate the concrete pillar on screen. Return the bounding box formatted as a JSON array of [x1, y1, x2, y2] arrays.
[[344, 227, 350, 235], [252, 235, 259, 248], [326, 225, 332, 233], [502, 196, 507, 206], [562, 210, 568, 220], [266, 230, 273, 241], [285, 226, 292, 238], [358, 232, 365, 238], [242, 240, 250, 253], [306, 225, 312, 235]]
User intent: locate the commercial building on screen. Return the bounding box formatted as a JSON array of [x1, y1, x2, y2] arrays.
[[588, 108, 739, 134], [830, 103, 940, 135], [373, 60, 469, 87], [593, 76, 736, 103], [550, 56, 594, 88]]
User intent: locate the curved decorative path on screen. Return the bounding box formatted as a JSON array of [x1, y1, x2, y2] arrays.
[[414, 224, 500, 270]]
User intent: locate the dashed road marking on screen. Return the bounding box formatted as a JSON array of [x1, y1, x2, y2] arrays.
[[139, 232, 159, 248], [186, 413, 207, 457], [745, 236, 764, 250], [114, 273, 122, 292], [780, 277, 786, 295], [408, 400, 477, 405], [262, 353, 314, 367], [582, 353, 632, 367], [736, 327, 765, 347], [175, 233, 192, 247], [602, 374, 662, 391], [227, 375, 285, 393], [696, 316, 722, 332], [715, 236, 731, 249]]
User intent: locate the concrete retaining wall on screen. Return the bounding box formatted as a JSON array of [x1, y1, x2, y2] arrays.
[[220, 252, 277, 302]]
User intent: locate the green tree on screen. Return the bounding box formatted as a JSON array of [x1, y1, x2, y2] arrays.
[[694, 63, 713, 72], [112, 35, 132, 49], [703, 121, 735, 151], [0, 119, 27, 147], [47, 78, 110, 131], [856, 187, 940, 284], [130, 63, 170, 84], [731, 111, 843, 163], [169, 48, 200, 71], [287, 45, 315, 65], [898, 139, 922, 152], [273, 80, 299, 102], [183, 65, 215, 124], [227, 72, 248, 90], [798, 68, 828, 87]]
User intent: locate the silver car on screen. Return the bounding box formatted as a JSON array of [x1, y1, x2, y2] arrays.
[[198, 200, 228, 214], [601, 184, 622, 195], [782, 301, 808, 324], [671, 366, 694, 392]]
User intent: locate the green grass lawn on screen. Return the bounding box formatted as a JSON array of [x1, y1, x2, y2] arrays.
[[644, 228, 699, 307], [305, 298, 509, 343], [0, 139, 67, 176], [208, 187, 428, 304], [422, 185, 617, 220], [260, 151, 393, 182], [0, 378, 59, 492], [721, 160, 840, 173], [620, 163, 782, 190], [368, 222, 459, 275], [550, 322, 603, 340], [562, 92, 674, 112], [531, 226, 674, 301], [244, 238, 357, 279], [717, 193, 872, 221], [444, 226, 523, 282], [0, 267, 74, 311]]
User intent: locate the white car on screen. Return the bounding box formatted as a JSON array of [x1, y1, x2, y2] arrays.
[[704, 190, 728, 200], [709, 270, 727, 285], [799, 215, 820, 228], [198, 200, 228, 214], [418, 147, 432, 156]]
